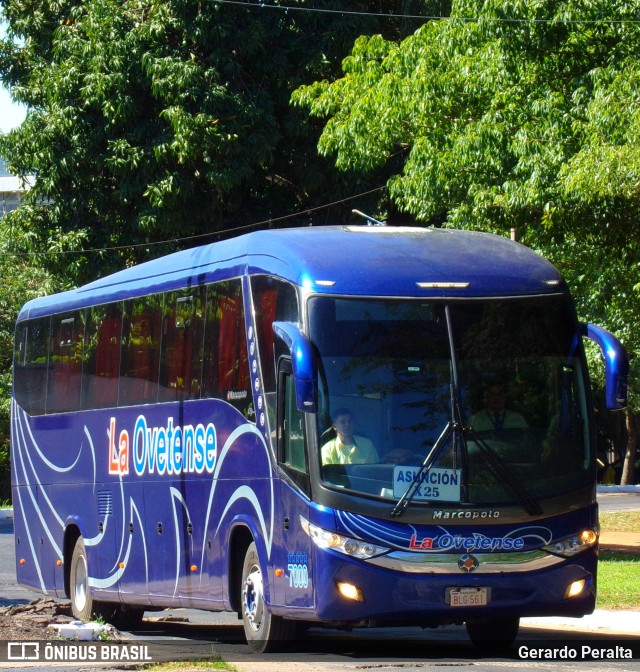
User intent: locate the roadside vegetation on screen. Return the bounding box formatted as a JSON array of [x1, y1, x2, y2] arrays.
[[140, 662, 235, 672], [598, 511, 640, 610], [1, 0, 639, 484], [600, 510, 640, 533]]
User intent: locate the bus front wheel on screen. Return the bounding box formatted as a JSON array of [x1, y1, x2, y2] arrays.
[[465, 616, 520, 648], [70, 537, 97, 622], [241, 542, 295, 653]]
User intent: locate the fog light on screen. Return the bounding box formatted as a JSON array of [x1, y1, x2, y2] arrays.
[[566, 579, 586, 598], [336, 581, 364, 602]]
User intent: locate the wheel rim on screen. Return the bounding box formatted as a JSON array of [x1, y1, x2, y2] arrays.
[[243, 565, 264, 633], [74, 554, 88, 614]]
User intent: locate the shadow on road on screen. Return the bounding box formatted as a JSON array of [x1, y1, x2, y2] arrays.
[[129, 617, 640, 663]]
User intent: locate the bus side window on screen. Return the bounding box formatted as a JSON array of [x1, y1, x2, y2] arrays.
[[120, 297, 161, 406], [284, 377, 307, 472], [13, 318, 50, 416], [47, 313, 84, 413], [278, 362, 310, 495], [250, 275, 299, 433], [159, 290, 205, 401], [84, 303, 122, 409], [202, 281, 251, 413], [251, 277, 299, 381]]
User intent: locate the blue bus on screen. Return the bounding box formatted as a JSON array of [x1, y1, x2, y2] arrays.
[[11, 226, 627, 651]]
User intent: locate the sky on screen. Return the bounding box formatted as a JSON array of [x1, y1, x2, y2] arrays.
[[0, 22, 27, 134], [0, 88, 26, 133]]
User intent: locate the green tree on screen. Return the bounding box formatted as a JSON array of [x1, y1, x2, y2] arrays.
[[294, 0, 640, 482], [0, 214, 54, 500], [0, 0, 437, 283]]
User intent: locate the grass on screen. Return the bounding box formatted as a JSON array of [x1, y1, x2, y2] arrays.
[[597, 510, 640, 610], [599, 509, 640, 533], [139, 661, 235, 671]]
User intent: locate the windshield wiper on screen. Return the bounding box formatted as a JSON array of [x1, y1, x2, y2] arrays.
[[391, 305, 468, 518], [467, 430, 543, 516], [390, 421, 456, 517]]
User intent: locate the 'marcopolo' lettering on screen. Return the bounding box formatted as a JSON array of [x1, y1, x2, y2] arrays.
[[109, 415, 217, 476]]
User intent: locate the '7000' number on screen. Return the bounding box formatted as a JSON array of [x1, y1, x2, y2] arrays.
[[287, 563, 309, 589]]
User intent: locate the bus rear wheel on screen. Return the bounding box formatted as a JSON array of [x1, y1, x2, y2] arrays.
[[70, 537, 97, 622], [465, 616, 520, 649], [241, 542, 296, 653], [70, 537, 144, 630]]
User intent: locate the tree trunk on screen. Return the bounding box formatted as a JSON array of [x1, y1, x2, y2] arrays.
[[620, 408, 637, 485]]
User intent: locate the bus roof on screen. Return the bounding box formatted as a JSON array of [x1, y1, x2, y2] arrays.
[[17, 226, 566, 321]]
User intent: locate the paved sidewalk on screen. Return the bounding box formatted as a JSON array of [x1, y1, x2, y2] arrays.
[[600, 530, 640, 554], [522, 609, 640, 634]]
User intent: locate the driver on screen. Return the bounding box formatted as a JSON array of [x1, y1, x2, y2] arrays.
[[469, 383, 527, 431], [321, 408, 378, 465]]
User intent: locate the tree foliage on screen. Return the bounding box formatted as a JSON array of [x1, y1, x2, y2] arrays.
[[0, 216, 54, 500], [0, 0, 436, 282], [294, 0, 640, 408]]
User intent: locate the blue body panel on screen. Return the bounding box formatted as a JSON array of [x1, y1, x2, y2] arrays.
[[12, 398, 275, 609]]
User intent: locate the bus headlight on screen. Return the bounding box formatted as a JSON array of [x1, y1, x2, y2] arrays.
[[300, 517, 388, 559], [544, 529, 598, 557]]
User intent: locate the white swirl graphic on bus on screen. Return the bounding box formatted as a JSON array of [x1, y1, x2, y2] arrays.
[[11, 400, 274, 600]]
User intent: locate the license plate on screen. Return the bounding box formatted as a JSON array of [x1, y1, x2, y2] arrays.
[[447, 587, 489, 607]]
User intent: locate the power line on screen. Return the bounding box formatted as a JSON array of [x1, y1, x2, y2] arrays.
[[1, 184, 387, 258], [213, 0, 432, 20], [212, 0, 640, 25]]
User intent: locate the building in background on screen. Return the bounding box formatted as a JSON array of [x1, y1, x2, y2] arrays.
[[0, 156, 33, 218]]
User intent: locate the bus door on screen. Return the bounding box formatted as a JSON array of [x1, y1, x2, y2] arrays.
[[274, 363, 314, 609]]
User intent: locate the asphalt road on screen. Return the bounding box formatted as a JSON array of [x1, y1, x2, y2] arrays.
[[597, 490, 640, 512], [0, 493, 638, 671]]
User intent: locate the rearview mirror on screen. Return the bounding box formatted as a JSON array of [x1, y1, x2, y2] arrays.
[[582, 323, 628, 410], [273, 322, 318, 413]]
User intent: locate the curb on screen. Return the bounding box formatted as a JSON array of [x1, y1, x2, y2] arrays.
[[522, 609, 640, 634], [0, 509, 12, 520], [597, 485, 640, 493]]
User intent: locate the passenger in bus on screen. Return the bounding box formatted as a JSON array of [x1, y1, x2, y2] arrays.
[[469, 383, 527, 432], [321, 408, 378, 464]]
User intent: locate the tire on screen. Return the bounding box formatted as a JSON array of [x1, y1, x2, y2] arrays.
[[69, 537, 97, 622], [70, 537, 145, 629], [466, 616, 520, 649], [240, 541, 296, 653]]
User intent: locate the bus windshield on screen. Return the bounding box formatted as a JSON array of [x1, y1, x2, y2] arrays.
[[309, 295, 591, 509]]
